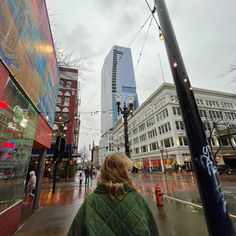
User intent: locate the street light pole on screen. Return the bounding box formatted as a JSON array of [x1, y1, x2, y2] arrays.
[[159, 146, 165, 173], [123, 104, 130, 158], [115, 94, 134, 158], [154, 0, 235, 235], [52, 119, 70, 194]]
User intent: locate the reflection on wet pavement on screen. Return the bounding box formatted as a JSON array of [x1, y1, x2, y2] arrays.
[[40, 174, 97, 207], [17, 171, 236, 236]]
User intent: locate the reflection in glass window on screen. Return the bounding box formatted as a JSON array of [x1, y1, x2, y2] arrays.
[[0, 78, 38, 212]]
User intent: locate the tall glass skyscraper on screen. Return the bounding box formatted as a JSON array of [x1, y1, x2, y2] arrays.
[[101, 45, 139, 135]]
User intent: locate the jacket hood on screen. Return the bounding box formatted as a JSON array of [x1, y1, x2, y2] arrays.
[[94, 182, 134, 195], [29, 171, 35, 176]]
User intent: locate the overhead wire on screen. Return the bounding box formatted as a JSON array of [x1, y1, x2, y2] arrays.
[[134, 15, 153, 72], [127, 13, 153, 47], [144, 0, 172, 50]]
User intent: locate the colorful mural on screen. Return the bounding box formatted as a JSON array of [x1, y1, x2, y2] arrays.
[[0, 0, 59, 126]]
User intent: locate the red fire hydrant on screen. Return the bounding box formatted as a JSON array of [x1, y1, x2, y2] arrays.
[[155, 184, 164, 207]]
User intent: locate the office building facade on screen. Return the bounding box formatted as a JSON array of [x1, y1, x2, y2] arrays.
[[101, 45, 139, 134], [113, 83, 236, 171], [99, 46, 139, 162]]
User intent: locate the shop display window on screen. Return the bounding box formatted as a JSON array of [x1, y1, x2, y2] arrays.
[[0, 78, 38, 212]]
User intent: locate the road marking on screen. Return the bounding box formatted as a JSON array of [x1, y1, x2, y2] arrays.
[[163, 195, 236, 219]]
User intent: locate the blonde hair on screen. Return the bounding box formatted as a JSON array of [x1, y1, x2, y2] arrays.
[[98, 152, 137, 201]]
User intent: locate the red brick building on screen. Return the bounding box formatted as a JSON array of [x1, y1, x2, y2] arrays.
[[44, 67, 80, 177]]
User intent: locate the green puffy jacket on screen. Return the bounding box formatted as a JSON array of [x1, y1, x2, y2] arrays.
[[68, 183, 159, 236]]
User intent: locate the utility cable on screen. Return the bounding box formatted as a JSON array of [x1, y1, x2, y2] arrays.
[[135, 16, 153, 72], [144, 0, 172, 52], [127, 13, 153, 47]]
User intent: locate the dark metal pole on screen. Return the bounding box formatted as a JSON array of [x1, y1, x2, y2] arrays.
[[52, 157, 58, 194], [154, 0, 235, 235], [52, 135, 61, 194], [123, 104, 130, 158], [91, 141, 94, 168]]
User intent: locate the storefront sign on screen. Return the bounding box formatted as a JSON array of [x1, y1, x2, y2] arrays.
[[1, 141, 16, 151], [0, 100, 9, 109]]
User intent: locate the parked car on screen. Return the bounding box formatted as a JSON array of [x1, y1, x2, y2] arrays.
[[216, 165, 232, 175]]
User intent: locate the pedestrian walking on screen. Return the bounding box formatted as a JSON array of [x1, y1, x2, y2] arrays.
[[27, 171, 36, 201], [84, 166, 91, 185], [79, 170, 83, 187], [68, 152, 159, 236]]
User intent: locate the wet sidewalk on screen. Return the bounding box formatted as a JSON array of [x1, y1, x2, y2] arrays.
[[15, 190, 208, 236], [14, 172, 236, 236], [14, 203, 80, 236]]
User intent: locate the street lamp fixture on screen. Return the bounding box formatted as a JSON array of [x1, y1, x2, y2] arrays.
[[115, 93, 134, 158]]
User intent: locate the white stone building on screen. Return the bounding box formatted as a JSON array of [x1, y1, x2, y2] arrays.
[[113, 83, 236, 171]]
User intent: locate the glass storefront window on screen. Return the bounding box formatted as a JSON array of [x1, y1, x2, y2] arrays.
[[0, 78, 38, 212]]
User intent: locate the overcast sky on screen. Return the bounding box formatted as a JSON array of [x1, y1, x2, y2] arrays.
[[46, 0, 236, 154]]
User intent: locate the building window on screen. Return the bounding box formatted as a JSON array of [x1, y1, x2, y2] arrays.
[[138, 123, 146, 132], [146, 116, 155, 127], [220, 137, 229, 146], [134, 147, 139, 154], [149, 142, 159, 151], [172, 106, 181, 115], [132, 137, 139, 144], [158, 122, 171, 134], [55, 112, 60, 120], [156, 108, 169, 122], [175, 121, 184, 130], [161, 137, 174, 148], [60, 80, 64, 87], [178, 136, 189, 146], [132, 128, 138, 136], [66, 80, 72, 88], [62, 112, 69, 120], [148, 129, 157, 139], [139, 133, 147, 142], [64, 97, 70, 106], [57, 96, 62, 104], [141, 145, 148, 153]]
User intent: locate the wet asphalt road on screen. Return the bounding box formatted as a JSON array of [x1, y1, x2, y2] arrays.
[[134, 171, 236, 236]]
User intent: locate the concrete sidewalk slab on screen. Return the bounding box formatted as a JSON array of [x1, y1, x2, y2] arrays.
[[14, 203, 81, 236]]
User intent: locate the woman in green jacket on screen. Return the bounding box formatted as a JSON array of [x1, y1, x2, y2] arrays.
[[68, 152, 159, 236]]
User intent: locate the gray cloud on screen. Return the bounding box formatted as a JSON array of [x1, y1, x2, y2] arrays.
[[46, 0, 236, 150]]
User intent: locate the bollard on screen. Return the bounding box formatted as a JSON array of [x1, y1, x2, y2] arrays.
[[155, 184, 164, 207]]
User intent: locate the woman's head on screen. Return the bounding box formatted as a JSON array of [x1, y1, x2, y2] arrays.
[[29, 171, 35, 176], [100, 152, 132, 183], [98, 152, 136, 200]]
